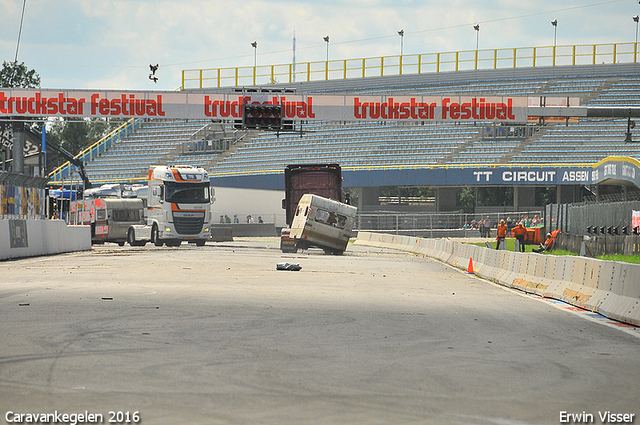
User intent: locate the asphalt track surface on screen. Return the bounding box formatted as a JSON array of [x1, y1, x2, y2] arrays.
[[1, 238, 639, 425]]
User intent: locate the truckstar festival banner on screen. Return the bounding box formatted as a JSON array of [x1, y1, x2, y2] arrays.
[[0, 88, 529, 123]]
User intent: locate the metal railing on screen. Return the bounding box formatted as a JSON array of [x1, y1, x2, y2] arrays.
[[181, 138, 235, 155], [183, 125, 248, 155], [355, 210, 543, 237], [549, 200, 640, 235], [182, 41, 639, 89]]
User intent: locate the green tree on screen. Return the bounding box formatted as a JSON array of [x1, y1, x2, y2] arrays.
[[535, 187, 557, 206], [47, 118, 116, 156], [456, 186, 476, 211], [456, 186, 516, 212], [0, 61, 40, 88]]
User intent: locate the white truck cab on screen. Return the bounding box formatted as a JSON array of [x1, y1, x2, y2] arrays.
[[129, 165, 213, 247]]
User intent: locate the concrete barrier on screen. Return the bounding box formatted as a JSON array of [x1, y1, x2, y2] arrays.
[[226, 223, 277, 237], [0, 219, 91, 261], [355, 231, 640, 326], [210, 226, 233, 242]]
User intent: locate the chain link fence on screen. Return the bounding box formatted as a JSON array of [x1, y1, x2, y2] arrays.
[[355, 210, 542, 238]]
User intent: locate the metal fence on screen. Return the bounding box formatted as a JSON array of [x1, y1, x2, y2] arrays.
[[355, 210, 542, 237], [548, 200, 640, 235]]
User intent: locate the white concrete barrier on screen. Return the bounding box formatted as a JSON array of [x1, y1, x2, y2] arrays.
[[356, 232, 640, 326], [0, 219, 91, 261]]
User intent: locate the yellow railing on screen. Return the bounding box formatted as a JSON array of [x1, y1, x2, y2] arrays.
[[182, 42, 639, 89], [48, 118, 142, 185]]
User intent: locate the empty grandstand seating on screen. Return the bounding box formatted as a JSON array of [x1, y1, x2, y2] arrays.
[[73, 62, 640, 182], [82, 120, 247, 183]]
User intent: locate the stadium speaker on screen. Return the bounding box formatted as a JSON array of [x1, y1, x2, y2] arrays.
[[586, 226, 592, 234], [634, 227, 640, 235], [600, 226, 606, 235], [613, 226, 620, 235], [622, 226, 630, 235], [625, 118, 636, 143], [607, 226, 613, 235], [242, 104, 283, 130]]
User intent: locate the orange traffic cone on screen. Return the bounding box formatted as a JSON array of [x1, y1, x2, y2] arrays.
[[467, 257, 474, 274]]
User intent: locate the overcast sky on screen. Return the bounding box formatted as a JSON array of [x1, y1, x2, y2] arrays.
[[1, 0, 638, 91]]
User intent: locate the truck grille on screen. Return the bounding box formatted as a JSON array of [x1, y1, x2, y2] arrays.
[[173, 215, 204, 235]]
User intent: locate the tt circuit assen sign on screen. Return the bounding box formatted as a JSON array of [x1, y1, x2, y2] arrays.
[[0, 89, 529, 123], [471, 168, 591, 185], [341, 165, 595, 189]]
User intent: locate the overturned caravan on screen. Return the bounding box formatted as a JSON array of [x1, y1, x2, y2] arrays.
[[289, 194, 357, 255]]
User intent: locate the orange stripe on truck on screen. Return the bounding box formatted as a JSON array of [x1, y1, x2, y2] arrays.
[[170, 203, 204, 212]]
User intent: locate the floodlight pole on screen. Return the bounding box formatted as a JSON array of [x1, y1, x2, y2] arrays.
[[634, 15, 639, 62], [398, 30, 404, 74], [473, 24, 479, 51], [551, 19, 558, 66], [323, 35, 330, 62], [473, 24, 480, 70], [251, 41, 257, 68], [251, 41, 258, 85]]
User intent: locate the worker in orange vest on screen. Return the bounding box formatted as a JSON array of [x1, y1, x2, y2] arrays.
[[496, 219, 508, 250], [533, 229, 561, 253], [511, 222, 527, 252]]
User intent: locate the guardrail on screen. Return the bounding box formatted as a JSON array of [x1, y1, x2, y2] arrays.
[[355, 231, 640, 326], [48, 118, 143, 185], [182, 41, 639, 89]]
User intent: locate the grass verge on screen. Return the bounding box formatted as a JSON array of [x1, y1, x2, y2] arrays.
[[469, 238, 640, 264]]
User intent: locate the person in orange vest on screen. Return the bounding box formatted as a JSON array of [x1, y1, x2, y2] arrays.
[[533, 229, 561, 253], [511, 222, 527, 252], [496, 219, 507, 250]]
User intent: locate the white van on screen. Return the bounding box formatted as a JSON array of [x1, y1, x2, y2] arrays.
[[289, 194, 357, 255]]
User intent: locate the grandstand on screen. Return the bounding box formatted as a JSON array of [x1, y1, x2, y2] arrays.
[[204, 63, 640, 174], [78, 119, 250, 183], [50, 52, 640, 211]]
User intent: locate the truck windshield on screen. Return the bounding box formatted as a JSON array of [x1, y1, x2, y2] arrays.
[[165, 182, 210, 203]]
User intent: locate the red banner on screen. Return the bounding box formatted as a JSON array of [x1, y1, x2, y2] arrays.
[[0, 88, 531, 123]]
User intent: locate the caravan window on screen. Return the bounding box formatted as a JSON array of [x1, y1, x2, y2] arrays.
[[112, 209, 141, 222], [314, 208, 347, 229]]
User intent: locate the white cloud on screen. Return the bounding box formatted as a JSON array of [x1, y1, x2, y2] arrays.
[[0, 0, 635, 90]]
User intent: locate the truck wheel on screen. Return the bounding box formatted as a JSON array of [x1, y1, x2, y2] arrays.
[[152, 224, 163, 247], [195, 239, 206, 246], [128, 228, 145, 247]]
